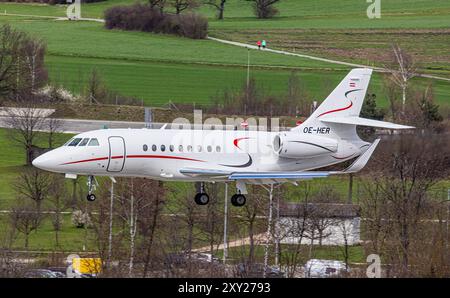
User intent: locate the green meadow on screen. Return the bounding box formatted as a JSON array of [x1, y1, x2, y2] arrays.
[[0, 0, 448, 107]]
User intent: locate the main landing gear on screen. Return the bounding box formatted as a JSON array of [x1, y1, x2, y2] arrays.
[[230, 193, 246, 207], [193, 183, 247, 207], [86, 175, 97, 202], [194, 182, 210, 205]]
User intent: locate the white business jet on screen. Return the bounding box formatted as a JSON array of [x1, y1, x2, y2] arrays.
[[32, 68, 413, 206]]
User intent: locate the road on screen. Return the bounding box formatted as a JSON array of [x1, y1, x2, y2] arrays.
[[0, 114, 289, 134], [0, 116, 151, 133]]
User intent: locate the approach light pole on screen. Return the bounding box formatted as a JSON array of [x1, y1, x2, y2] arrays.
[[447, 188, 450, 250], [263, 184, 274, 278], [247, 48, 250, 89], [223, 183, 229, 264]]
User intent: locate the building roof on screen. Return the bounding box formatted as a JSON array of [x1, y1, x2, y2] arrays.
[[279, 202, 361, 219]]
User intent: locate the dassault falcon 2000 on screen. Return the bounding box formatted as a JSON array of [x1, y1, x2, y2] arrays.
[[33, 68, 413, 207]]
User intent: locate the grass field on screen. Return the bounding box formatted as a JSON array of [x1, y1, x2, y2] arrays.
[[0, 1, 448, 108], [1, 0, 450, 29]]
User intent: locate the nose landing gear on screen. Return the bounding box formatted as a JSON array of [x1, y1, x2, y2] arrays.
[[86, 175, 97, 202]]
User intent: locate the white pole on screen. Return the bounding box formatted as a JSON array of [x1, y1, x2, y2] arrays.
[[275, 189, 280, 267], [223, 183, 229, 264], [108, 180, 114, 266], [247, 48, 250, 89], [263, 184, 274, 278]]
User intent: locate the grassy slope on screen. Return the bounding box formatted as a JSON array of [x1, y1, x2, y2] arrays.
[[0, 16, 448, 107], [0, 0, 448, 107]]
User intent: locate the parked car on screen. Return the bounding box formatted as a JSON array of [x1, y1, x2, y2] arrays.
[[24, 269, 65, 278], [235, 263, 285, 278], [164, 252, 221, 270], [304, 259, 349, 278]]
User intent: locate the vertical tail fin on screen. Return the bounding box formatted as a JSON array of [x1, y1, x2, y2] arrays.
[[293, 68, 373, 140]]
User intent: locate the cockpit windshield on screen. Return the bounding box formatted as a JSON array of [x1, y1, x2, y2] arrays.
[[78, 138, 90, 146], [63, 138, 74, 146], [64, 137, 100, 147], [68, 138, 82, 146]]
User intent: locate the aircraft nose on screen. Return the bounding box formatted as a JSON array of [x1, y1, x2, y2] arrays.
[[32, 155, 45, 169], [32, 152, 53, 171]]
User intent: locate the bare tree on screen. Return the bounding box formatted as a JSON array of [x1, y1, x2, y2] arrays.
[[5, 101, 47, 165], [149, 0, 167, 12], [0, 25, 26, 99], [385, 44, 416, 111], [204, 0, 227, 19], [245, 0, 280, 19], [9, 199, 42, 249], [85, 68, 106, 104], [362, 134, 450, 276], [46, 117, 62, 149], [198, 183, 223, 272], [47, 174, 69, 248], [19, 37, 47, 94], [237, 185, 266, 264], [13, 167, 51, 214], [279, 183, 312, 277], [170, 0, 199, 14], [115, 178, 166, 277]]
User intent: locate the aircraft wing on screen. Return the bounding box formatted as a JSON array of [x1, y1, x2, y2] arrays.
[[179, 168, 232, 178], [180, 139, 380, 183]]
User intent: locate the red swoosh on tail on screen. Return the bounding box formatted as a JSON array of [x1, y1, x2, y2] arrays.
[[317, 100, 353, 118]]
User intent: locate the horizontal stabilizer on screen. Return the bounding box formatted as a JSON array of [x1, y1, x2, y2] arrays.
[[321, 117, 414, 129], [338, 138, 380, 173]]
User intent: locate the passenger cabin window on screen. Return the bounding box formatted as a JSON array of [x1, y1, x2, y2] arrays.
[[207, 145, 212, 152], [161, 145, 166, 152], [187, 145, 193, 152], [178, 145, 183, 152], [216, 146, 221, 153], [68, 138, 82, 146], [169, 145, 174, 152], [88, 138, 99, 146], [78, 138, 90, 146], [143, 144, 148, 152], [152, 145, 157, 152]]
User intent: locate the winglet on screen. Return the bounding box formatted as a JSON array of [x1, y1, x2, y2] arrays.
[[342, 138, 380, 173]]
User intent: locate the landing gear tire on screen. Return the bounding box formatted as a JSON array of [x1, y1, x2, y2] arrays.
[[231, 194, 246, 207], [86, 194, 96, 202], [194, 193, 209, 205]]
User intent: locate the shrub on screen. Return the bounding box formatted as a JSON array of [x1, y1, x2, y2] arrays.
[[104, 4, 207, 39], [71, 210, 91, 228]]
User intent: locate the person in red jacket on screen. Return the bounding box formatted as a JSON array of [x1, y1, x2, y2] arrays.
[[256, 40, 262, 49]]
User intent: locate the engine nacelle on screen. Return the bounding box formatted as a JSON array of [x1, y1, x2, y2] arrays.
[[273, 132, 338, 159]]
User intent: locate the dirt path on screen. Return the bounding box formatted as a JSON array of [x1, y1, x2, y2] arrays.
[[207, 36, 450, 83], [193, 233, 268, 253]]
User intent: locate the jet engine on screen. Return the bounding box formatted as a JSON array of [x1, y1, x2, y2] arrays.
[[273, 132, 338, 159]]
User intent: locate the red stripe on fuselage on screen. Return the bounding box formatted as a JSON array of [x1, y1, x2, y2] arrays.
[[61, 155, 205, 165], [62, 157, 109, 165], [233, 137, 250, 150]]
